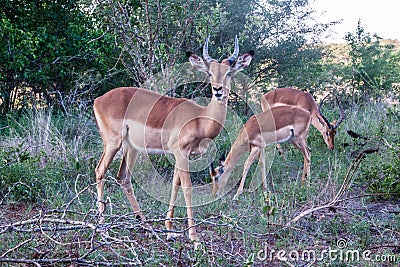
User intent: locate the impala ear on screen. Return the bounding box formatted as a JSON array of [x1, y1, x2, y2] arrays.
[[232, 50, 254, 72], [187, 51, 209, 73]]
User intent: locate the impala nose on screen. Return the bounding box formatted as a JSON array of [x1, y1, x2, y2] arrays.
[[329, 143, 334, 150], [213, 86, 223, 98]]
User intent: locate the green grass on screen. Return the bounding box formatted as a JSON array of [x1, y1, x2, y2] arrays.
[[0, 102, 399, 266]]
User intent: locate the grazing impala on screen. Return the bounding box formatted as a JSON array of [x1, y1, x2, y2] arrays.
[[261, 88, 345, 150], [210, 105, 311, 199], [93, 36, 254, 244]]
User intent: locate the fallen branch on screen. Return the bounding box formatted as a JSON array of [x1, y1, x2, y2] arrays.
[[1, 237, 33, 258], [288, 147, 379, 225], [1, 217, 98, 234]]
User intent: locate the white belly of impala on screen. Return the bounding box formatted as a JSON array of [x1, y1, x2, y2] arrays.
[[123, 120, 173, 154], [141, 147, 172, 154]]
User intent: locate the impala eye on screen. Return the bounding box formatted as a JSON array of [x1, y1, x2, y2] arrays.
[[226, 71, 232, 77]]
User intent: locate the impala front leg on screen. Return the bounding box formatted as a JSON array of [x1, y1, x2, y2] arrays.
[[174, 155, 198, 246], [165, 166, 180, 240], [292, 138, 311, 182], [259, 147, 267, 192], [301, 144, 311, 182], [298, 137, 311, 183], [234, 146, 261, 200], [179, 168, 197, 243]]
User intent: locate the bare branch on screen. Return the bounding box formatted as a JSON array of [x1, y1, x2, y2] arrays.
[[289, 147, 380, 224]]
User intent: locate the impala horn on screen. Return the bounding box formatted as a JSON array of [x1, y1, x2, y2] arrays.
[[319, 93, 346, 129], [333, 94, 345, 129], [227, 35, 239, 65], [203, 36, 215, 63], [318, 94, 332, 128]]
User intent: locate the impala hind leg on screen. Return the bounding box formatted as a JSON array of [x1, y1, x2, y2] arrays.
[[117, 146, 146, 221], [95, 140, 121, 223], [234, 146, 261, 200]]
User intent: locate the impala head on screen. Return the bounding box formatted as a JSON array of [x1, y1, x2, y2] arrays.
[[317, 94, 346, 150], [209, 155, 225, 196], [187, 36, 254, 101]]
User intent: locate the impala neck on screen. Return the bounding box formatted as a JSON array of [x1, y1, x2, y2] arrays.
[[206, 97, 229, 126], [311, 113, 329, 135]]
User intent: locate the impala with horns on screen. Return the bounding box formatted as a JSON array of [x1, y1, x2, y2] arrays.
[[210, 105, 311, 199], [261, 88, 345, 150], [93, 36, 254, 245]]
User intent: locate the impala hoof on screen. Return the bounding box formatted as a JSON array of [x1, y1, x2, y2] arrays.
[[98, 214, 105, 224], [166, 233, 178, 241], [193, 240, 201, 250]]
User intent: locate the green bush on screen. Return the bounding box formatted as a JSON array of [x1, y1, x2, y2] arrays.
[[348, 104, 400, 199], [363, 146, 400, 199], [0, 142, 50, 203]]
